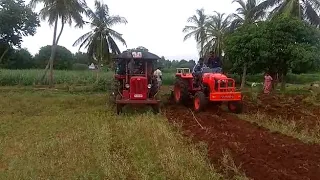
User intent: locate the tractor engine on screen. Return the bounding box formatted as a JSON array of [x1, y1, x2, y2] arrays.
[[202, 73, 230, 92], [129, 76, 148, 100]]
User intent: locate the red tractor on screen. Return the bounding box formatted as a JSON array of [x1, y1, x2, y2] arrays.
[[173, 67, 243, 113], [112, 50, 161, 115]]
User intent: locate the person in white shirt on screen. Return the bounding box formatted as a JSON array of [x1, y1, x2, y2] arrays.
[[153, 67, 162, 89]]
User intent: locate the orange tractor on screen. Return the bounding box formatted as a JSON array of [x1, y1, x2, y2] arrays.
[[173, 67, 243, 113]]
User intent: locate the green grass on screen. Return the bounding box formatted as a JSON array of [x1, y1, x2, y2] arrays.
[[0, 89, 222, 180]]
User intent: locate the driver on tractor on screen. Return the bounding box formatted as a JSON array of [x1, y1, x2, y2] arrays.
[[207, 51, 222, 73], [192, 58, 207, 86]]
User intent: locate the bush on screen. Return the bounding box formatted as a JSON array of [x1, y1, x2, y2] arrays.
[[72, 63, 88, 71]]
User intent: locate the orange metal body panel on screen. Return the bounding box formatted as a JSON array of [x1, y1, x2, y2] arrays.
[[209, 92, 242, 101]]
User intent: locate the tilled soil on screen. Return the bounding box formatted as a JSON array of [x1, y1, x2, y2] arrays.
[[163, 100, 320, 180], [243, 94, 320, 129]]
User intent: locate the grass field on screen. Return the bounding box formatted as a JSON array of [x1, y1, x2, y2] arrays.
[[1, 69, 320, 179], [0, 89, 223, 180]]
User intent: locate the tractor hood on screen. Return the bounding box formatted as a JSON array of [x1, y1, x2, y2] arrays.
[[203, 73, 227, 80]]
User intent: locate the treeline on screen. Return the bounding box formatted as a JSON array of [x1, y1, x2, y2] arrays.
[[0, 45, 91, 70], [182, 0, 320, 89], [1, 45, 199, 71]]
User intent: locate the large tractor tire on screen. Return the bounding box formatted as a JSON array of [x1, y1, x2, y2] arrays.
[[173, 79, 190, 105], [194, 91, 207, 113], [227, 101, 243, 114]]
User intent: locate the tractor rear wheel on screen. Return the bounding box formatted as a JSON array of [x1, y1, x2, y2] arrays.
[[174, 79, 189, 105], [227, 101, 243, 114], [194, 91, 207, 113]]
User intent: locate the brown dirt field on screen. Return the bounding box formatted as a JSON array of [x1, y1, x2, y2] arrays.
[[243, 94, 320, 129], [163, 99, 320, 180]]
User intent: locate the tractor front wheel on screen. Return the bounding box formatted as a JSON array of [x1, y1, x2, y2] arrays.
[[194, 92, 207, 113], [227, 101, 243, 114]]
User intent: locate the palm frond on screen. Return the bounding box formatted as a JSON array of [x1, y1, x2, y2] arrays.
[[107, 15, 128, 26], [304, 1, 320, 25], [73, 31, 93, 46], [108, 29, 127, 47], [183, 31, 197, 41], [107, 36, 121, 54]]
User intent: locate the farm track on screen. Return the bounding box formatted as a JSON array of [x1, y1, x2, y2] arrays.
[[163, 99, 320, 180]]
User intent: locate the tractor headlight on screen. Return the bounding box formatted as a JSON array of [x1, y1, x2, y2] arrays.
[[147, 84, 152, 89], [217, 80, 221, 83], [125, 84, 130, 88]]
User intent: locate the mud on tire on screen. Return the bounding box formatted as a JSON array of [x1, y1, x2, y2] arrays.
[[173, 78, 190, 105], [194, 91, 207, 113]]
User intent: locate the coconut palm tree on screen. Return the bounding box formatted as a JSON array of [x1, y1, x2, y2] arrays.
[[29, 0, 87, 87], [182, 9, 209, 57], [73, 0, 127, 72], [258, 0, 320, 26], [230, 0, 265, 30], [202, 11, 232, 57]]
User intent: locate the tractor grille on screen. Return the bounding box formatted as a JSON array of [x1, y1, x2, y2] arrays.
[[216, 78, 236, 92], [130, 76, 147, 99]]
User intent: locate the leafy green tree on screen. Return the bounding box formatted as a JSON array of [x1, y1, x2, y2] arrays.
[[74, 52, 90, 65], [226, 16, 320, 90], [262, 16, 320, 89], [0, 48, 34, 69], [183, 9, 209, 57], [229, 0, 266, 89], [73, 0, 127, 70], [225, 22, 267, 81], [29, 0, 87, 86], [34, 45, 74, 70], [0, 0, 40, 62]]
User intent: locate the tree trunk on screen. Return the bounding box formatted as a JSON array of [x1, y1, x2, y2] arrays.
[[240, 63, 247, 90], [96, 33, 103, 83], [56, 18, 65, 45], [40, 18, 65, 86], [48, 18, 59, 88], [280, 73, 286, 91], [0, 46, 9, 63]]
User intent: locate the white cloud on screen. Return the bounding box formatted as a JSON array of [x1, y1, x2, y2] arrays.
[[21, 0, 238, 60]]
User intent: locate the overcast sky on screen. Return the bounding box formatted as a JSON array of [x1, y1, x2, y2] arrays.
[[22, 0, 238, 60]]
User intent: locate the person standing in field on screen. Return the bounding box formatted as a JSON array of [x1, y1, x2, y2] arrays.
[[264, 73, 273, 94], [153, 67, 162, 89]]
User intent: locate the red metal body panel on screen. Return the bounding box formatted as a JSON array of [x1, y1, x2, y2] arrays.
[[129, 76, 147, 100], [122, 90, 129, 99], [116, 99, 160, 104]]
